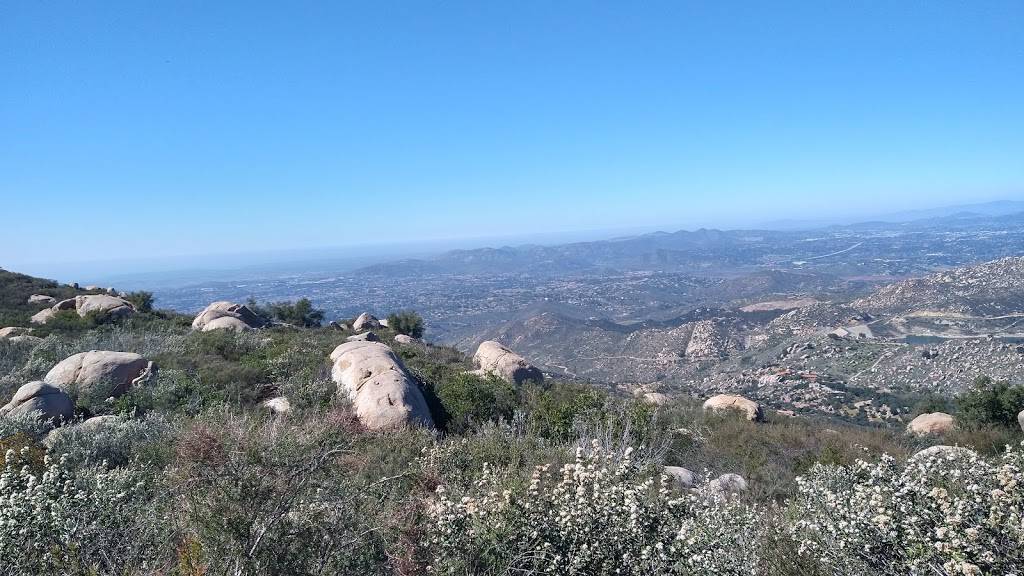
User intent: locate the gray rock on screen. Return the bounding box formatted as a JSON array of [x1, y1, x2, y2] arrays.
[[45, 350, 155, 399], [907, 412, 955, 436], [346, 331, 379, 342], [27, 294, 56, 305], [707, 473, 748, 495], [262, 397, 292, 415], [192, 301, 264, 332], [702, 394, 764, 422], [0, 381, 74, 426], [352, 313, 381, 332], [329, 341, 434, 430], [0, 327, 33, 339], [394, 334, 417, 345], [663, 465, 695, 490], [471, 340, 544, 385]]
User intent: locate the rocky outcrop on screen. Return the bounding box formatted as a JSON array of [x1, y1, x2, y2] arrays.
[[685, 320, 734, 360], [329, 341, 434, 430], [352, 313, 381, 332], [45, 351, 155, 399], [907, 412, 955, 436], [0, 327, 33, 339], [28, 294, 56, 305], [702, 394, 764, 422], [0, 381, 74, 425], [663, 465, 695, 490], [471, 341, 544, 385], [346, 331, 379, 342], [192, 301, 265, 332], [30, 295, 136, 324]]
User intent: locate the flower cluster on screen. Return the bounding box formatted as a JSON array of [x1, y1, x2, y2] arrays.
[[426, 439, 762, 575], [0, 448, 169, 574], [791, 443, 1024, 575]]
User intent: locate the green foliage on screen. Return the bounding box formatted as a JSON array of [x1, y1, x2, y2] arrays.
[[387, 310, 425, 338], [247, 297, 325, 327], [520, 382, 608, 441], [0, 268, 79, 326], [123, 290, 155, 313], [431, 372, 517, 433], [956, 375, 1024, 428]]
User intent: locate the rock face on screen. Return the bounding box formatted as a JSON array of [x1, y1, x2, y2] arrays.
[[907, 412, 955, 436], [702, 394, 764, 422], [192, 301, 265, 332], [685, 320, 734, 360], [28, 294, 56, 305], [329, 341, 434, 430], [0, 327, 33, 339], [352, 313, 381, 332], [0, 382, 74, 425], [471, 341, 544, 385], [45, 351, 155, 399], [30, 295, 136, 324], [663, 466, 695, 490]]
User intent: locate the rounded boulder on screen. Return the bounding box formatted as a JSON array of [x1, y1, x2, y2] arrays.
[[702, 394, 764, 422], [471, 340, 544, 385], [907, 412, 955, 436], [0, 381, 74, 425], [192, 301, 265, 332], [45, 350, 155, 399], [329, 341, 434, 430]]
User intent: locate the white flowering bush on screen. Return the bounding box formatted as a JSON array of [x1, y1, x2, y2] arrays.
[[791, 443, 1024, 575], [426, 440, 763, 575], [0, 449, 173, 575]]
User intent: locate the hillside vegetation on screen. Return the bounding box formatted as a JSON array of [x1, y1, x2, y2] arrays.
[[0, 269, 1022, 575]]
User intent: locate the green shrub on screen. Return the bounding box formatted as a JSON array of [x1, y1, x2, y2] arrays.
[[956, 375, 1024, 428], [247, 297, 325, 327], [387, 310, 425, 338], [431, 372, 517, 433], [123, 290, 155, 313]]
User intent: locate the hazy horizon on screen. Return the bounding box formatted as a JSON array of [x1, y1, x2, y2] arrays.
[[3, 2, 1023, 278]]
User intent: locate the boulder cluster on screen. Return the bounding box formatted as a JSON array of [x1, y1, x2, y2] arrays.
[[30, 294, 136, 324], [1, 350, 156, 429], [192, 301, 265, 332]]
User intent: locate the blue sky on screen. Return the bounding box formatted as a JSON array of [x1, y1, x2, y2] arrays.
[[2, 1, 1023, 275]]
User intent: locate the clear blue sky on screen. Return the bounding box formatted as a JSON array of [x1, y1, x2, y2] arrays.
[[2, 1, 1022, 274]]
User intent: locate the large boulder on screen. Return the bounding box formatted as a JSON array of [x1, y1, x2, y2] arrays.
[[45, 351, 155, 399], [0, 381, 74, 425], [30, 295, 136, 324], [352, 313, 381, 332], [642, 392, 671, 406], [702, 394, 764, 422], [471, 341, 544, 385], [663, 465, 696, 490], [30, 308, 56, 324], [907, 412, 955, 436], [394, 334, 417, 345], [329, 341, 434, 430], [192, 301, 264, 332], [0, 327, 33, 339], [27, 294, 56, 305]]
